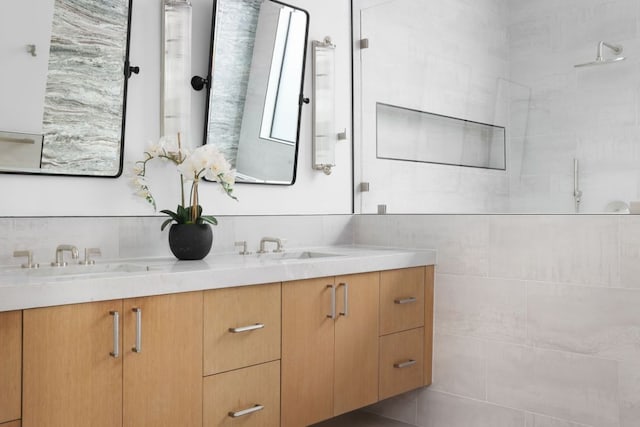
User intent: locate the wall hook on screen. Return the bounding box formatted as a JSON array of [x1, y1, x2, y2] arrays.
[[26, 44, 36, 57]]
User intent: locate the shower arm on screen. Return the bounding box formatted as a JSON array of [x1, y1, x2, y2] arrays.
[[597, 41, 623, 60]]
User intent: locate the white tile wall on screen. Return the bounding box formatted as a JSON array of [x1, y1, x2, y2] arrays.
[[356, 214, 640, 427]]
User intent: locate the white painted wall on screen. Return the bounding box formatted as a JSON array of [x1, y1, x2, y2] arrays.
[[0, 0, 352, 216]]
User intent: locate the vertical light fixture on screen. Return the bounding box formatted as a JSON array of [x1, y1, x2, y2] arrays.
[[162, 0, 192, 145], [312, 36, 337, 175]]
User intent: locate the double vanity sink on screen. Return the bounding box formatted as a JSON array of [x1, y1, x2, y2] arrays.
[[0, 246, 436, 312]]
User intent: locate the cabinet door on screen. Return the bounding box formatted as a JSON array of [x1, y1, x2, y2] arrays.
[[0, 311, 21, 424], [123, 292, 203, 427], [204, 361, 280, 427], [282, 277, 335, 427], [333, 272, 379, 416], [204, 283, 280, 375], [23, 301, 123, 427]]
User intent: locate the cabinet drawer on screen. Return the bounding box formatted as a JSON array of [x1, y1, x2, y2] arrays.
[[204, 283, 281, 375], [1, 421, 20, 427], [379, 328, 424, 400], [380, 267, 425, 335], [204, 361, 280, 427]]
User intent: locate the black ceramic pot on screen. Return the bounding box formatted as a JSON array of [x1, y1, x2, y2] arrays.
[[168, 224, 213, 260]]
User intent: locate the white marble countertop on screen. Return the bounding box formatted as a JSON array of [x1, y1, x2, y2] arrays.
[[0, 246, 436, 312]]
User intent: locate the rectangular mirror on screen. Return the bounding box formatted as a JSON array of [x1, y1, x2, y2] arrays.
[[197, 0, 309, 185], [0, 0, 133, 177]]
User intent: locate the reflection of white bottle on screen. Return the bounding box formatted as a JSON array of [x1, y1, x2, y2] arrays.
[[162, 0, 192, 146]]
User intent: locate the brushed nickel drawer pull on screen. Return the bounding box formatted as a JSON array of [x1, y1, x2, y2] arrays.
[[394, 297, 417, 305], [132, 307, 142, 353], [109, 311, 119, 358], [339, 282, 349, 317], [228, 404, 264, 418], [327, 284, 336, 319], [229, 323, 265, 333], [394, 359, 417, 369]]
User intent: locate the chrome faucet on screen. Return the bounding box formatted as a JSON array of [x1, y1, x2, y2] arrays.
[[257, 237, 285, 253], [52, 244, 79, 267]]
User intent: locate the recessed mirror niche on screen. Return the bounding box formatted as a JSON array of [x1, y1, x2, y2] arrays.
[[0, 0, 133, 177]]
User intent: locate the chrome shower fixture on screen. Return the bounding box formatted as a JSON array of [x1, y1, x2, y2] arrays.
[[574, 41, 626, 67]]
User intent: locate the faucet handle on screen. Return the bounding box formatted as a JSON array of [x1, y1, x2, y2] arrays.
[[234, 241, 252, 255], [273, 238, 287, 253], [13, 250, 39, 269], [80, 247, 101, 265]]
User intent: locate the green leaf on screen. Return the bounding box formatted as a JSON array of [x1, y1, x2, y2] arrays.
[[160, 218, 174, 231], [200, 215, 218, 226]]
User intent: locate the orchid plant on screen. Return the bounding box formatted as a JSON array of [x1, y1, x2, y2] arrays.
[[131, 134, 237, 230]]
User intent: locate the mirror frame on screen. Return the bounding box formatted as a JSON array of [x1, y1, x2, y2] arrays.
[[0, 0, 134, 179], [197, 0, 310, 185]]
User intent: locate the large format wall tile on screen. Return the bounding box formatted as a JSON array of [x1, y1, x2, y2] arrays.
[[435, 274, 526, 343], [527, 282, 640, 360], [489, 215, 553, 281], [431, 333, 486, 400], [619, 216, 640, 288], [486, 342, 619, 426], [416, 390, 525, 427], [618, 360, 640, 427], [524, 412, 592, 427], [547, 216, 619, 287], [364, 390, 420, 425]]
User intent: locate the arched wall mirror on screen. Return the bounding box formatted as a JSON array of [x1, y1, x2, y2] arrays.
[[0, 0, 134, 177], [195, 0, 309, 185]]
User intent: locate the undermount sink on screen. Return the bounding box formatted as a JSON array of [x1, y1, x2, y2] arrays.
[[2, 262, 153, 279], [263, 251, 344, 260]]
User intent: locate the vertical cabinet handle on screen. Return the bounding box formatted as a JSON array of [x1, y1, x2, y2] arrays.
[[327, 284, 336, 319], [109, 311, 119, 358], [228, 404, 264, 418], [132, 307, 142, 353], [338, 282, 349, 317]]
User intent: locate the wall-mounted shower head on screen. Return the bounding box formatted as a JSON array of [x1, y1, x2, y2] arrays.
[[574, 41, 626, 68]]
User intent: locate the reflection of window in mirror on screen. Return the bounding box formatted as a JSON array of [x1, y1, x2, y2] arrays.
[[259, 7, 307, 144]]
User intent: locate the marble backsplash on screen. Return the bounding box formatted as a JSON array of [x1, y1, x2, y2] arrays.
[[0, 214, 354, 267]]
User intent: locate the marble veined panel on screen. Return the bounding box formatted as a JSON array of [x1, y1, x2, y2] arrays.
[[40, 0, 128, 174], [207, 0, 261, 168]]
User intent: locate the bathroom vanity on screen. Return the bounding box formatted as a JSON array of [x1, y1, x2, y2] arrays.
[[0, 246, 435, 427]]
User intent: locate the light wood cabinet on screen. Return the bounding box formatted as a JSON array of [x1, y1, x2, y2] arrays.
[[380, 267, 425, 335], [23, 300, 123, 427], [379, 327, 424, 400], [204, 360, 280, 427], [0, 311, 22, 425], [203, 284, 281, 427], [123, 292, 203, 427], [282, 272, 380, 427], [22, 292, 203, 427], [204, 283, 280, 375]]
